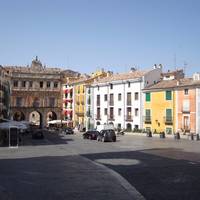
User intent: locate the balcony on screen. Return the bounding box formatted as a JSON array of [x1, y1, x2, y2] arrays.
[[164, 116, 173, 125], [108, 115, 115, 121], [125, 115, 133, 122], [144, 116, 151, 124]]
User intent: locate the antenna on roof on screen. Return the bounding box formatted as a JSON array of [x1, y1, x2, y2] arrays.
[[174, 53, 177, 70]]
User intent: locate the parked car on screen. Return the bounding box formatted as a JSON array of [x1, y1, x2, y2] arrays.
[[32, 129, 44, 139], [63, 127, 74, 135], [83, 130, 100, 140], [97, 129, 116, 142]]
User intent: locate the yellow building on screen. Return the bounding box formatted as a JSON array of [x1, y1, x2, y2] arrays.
[[71, 69, 108, 130], [143, 70, 184, 134], [143, 87, 176, 134]]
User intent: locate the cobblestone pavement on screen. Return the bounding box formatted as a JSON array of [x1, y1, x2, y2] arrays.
[[1, 131, 200, 199]]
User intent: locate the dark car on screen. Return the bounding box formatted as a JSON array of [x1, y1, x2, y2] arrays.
[[97, 129, 116, 142], [32, 129, 44, 139], [63, 127, 74, 135], [83, 130, 99, 140]]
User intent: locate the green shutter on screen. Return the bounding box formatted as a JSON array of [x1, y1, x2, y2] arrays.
[[146, 93, 151, 102], [166, 91, 172, 100], [166, 109, 172, 116], [146, 109, 151, 116]]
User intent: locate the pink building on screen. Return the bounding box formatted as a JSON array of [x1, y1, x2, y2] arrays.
[[176, 74, 200, 134]]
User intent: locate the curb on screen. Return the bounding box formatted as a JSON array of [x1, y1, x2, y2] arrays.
[[81, 156, 146, 200]]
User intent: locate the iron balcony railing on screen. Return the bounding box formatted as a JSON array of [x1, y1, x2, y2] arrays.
[[164, 116, 173, 124], [125, 115, 133, 122]]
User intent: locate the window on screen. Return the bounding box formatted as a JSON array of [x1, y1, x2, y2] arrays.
[[135, 92, 139, 100], [40, 81, 43, 88], [118, 108, 122, 116], [146, 93, 151, 102], [109, 94, 114, 106], [166, 109, 172, 122], [97, 86, 99, 91], [166, 91, 172, 100], [135, 108, 139, 116], [184, 89, 189, 95], [127, 107, 132, 116], [183, 100, 190, 112], [104, 108, 107, 115], [97, 108, 101, 119], [33, 98, 40, 107], [29, 81, 33, 88], [97, 95, 100, 106], [22, 81, 26, 87], [118, 93, 122, 101], [145, 109, 151, 121], [109, 107, 114, 119], [49, 97, 55, 107], [54, 82, 58, 88], [104, 94, 107, 101], [16, 97, 22, 107], [128, 81, 131, 87], [47, 82, 51, 88], [127, 92, 131, 105], [13, 80, 18, 87], [110, 84, 113, 89]]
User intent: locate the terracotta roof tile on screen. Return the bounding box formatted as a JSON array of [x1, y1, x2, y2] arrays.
[[144, 78, 200, 91]]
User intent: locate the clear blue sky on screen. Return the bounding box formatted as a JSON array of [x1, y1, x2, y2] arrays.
[[0, 0, 199, 76]]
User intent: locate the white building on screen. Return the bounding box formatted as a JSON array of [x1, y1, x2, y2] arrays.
[[88, 67, 162, 131]]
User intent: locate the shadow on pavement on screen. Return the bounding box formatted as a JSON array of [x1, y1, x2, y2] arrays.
[[82, 148, 200, 200], [0, 155, 133, 200]]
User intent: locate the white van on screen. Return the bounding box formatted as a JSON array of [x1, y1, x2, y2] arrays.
[[96, 124, 114, 132]]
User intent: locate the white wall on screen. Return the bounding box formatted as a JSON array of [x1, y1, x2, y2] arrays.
[[197, 88, 200, 134], [92, 80, 142, 130]]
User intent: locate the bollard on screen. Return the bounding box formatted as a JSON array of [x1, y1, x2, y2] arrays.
[[195, 134, 199, 141], [174, 132, 180, 140]]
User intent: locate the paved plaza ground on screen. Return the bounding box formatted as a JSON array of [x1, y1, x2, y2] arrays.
[[0, 131, 200, 200]]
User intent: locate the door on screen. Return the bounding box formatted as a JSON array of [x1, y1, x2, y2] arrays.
[[183, 116, 189, 130]]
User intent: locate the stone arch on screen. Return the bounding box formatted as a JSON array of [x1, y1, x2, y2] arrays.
[[46, 111, 57, 123], [13, 111, 25, 121], [126, 123, 132, 132], [96, 121, 100, 126], [29, 111, 42, 127]]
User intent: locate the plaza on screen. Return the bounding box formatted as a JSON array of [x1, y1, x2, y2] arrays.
[[0, 131, 200, 199]]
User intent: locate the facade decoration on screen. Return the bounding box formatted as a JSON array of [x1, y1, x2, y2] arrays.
[[4, 57, 79, 127]]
